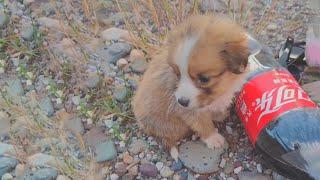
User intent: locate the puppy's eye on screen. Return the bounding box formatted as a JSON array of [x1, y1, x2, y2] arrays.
[[198, 74, 210, 84]]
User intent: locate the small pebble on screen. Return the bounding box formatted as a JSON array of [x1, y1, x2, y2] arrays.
[[226, 126, 233, 135], [138, 152, 144, 159], [219, 158, 227, 168], [1, 173, 13, 180], [257, 163, 263, 173], [156, 162, 164, 171], [110, 173, 119, 180], [123, 152, 134, 164], [234, 166, 242, 174], [160, 166, 174, 178], [128, 165, 138, 176], [171, 160, 183, 172]]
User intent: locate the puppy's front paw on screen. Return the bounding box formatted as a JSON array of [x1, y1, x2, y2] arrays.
[[202, 132, 225, 149]]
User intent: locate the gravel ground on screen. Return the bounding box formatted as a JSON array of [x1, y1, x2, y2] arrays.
[[0, 0, 319, 180]]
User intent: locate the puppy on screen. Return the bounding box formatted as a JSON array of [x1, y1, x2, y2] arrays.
[[132, 14, 250, 161]]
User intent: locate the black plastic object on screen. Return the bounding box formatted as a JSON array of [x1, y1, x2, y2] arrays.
[[236, 35, 320, 180], [278, 37, 307, 81]]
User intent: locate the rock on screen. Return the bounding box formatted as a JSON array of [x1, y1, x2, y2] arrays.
[[155, 162, 164, 171], [173, 174, 181, 180], [27, 168, 58, 180], [115, 162, 127, 176], [129, 49, 144, 62], [238, 171, 271, 180], [0, 111, 11, 135], [0, 157, 18, 177], [160, 166, 174, 178], [101, 27, 130, 42], [219, 158, 227, 168], [117, 58, 128, 68], [99, 43, 132, 64], [14, 164, 25, 178], [179, 141, 227, 174], [129, 49, 147, 73], [56, 175, 71, 180], [84, 73, 100, 88], [128, 165, 138, 176], [180, 171, 188, 179], [171, 160, 183, 172], [95, 141, 117, 162], [234, 166, 242, 174], [226, 125, 233, 135], [110, 173, 119, 180], [71, 96, 81, 105], [302, 81, 320, 104], [139, 163, 157, 177], [1, 173, 13, 180], [63, 117, 84, 135], [187, 172, 194, 180], [38, 17, 68, 32], [224, 163, 234, 174], [138, 152, 144, 159], [128, 139, 148, 155], [21, 24, 35, 41], [256, 164, 263, 173], [113, 84, 127, 102], [122, 173, 135, 180], [0, 143, 14, 156], [6, 79, 24, 97], [27, 153, 57, 167], [39, 96, 54, 117], [130, 59, 148, 73], [123, 152, 134, 164], [84, 127, 108, 148], [0, 10, 9, 28]]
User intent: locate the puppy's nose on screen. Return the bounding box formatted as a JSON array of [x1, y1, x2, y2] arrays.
[[178, 97, 190, 107]]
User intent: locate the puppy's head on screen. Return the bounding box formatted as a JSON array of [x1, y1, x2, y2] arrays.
[[167, 15, 249, 109]]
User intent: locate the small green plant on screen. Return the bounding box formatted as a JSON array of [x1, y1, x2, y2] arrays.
[[46, 82, 64, 104]]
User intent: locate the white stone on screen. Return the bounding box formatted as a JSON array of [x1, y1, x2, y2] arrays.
[[110, 173, 119, 180], [156, 162, 164, 171], [234, 166, 242, 174], [1, 173, 13, 180]]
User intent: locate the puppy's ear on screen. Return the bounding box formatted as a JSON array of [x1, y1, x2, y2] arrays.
[[220, 37, 249, 74]]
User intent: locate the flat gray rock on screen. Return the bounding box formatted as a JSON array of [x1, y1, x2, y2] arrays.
[[179, 141, 227, 174], [0, 157, 18, 177], [25, 168, 58, 180]]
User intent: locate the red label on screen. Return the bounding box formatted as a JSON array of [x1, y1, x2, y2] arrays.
[[235, 69, 318, 144]]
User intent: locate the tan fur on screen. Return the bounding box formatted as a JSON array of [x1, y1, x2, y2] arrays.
[[132, 14, 250, 158]]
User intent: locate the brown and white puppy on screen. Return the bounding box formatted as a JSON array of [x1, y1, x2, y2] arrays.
[[132, 14, 250, 161]]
